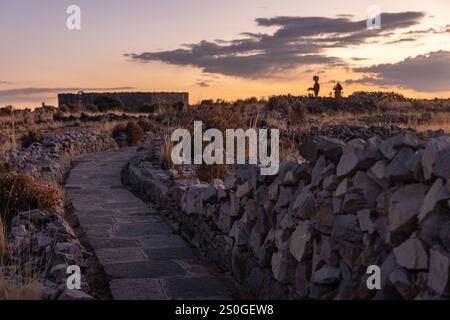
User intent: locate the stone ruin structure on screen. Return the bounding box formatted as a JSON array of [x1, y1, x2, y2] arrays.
[[58, 91, 189, 112]]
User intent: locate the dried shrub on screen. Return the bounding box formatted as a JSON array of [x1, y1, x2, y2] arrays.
[[112, 124, 126, 139], [160, 134, 174, 170], [288, 101, 307, 127], [125, 121, 144, 145], [138, 119, 158, 132], [0, 217, 7, 261], [21, 129, 44, 148], [0, 158, 10, 174], [0, 173, 61, 224]]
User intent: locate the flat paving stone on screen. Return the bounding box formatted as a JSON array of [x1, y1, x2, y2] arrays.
[[90, 238, 140, 249], [140, 235, 188, 249], [115, 223, 173, 237], [163, 276, 231, 299], [65, 147, 231, 300], [96, 247, 147, 264], [110, 279, 167, 300], [104, 261, 185, 279], [144, 247, 196, 261]]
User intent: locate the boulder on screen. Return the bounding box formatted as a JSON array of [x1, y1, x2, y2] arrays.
[[418, 178, 450, 223], [342, 193, 367, 214], [271, 250, 297, 284], [299, 139, 317, 162], [422, 136, 450, 180], [311, 266, 341, 285], [380, 132, 422, 160], [289, 221, 312, 262], [316, 136, 345, 164], [311, 155, 326, 187], [357, 209, 375, 234], [388, 268, 419, 299], [331, 215, 363, 243], [384, 147, 414, 180], [223, 172, 238, 190], [388, 184, 428, 233], [337, 139, 372, 177], [334, 178, 350, 197], [393, 238, 428, 270], [275, 186, 295, 208], [289, 189, 315, 219], [427, 246, 450, 296], [236, 180, 252, 198]]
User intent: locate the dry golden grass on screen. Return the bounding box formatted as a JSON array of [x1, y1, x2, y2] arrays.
[[0, 215, 45, 300], [0, 217, 7, 261], [0, 173, 61, 224], [160, 133, 174, 170]]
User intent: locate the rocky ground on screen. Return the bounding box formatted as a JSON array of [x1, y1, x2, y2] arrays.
[[1, 131, 117, 300]]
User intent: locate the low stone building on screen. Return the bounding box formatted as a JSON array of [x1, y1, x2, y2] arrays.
[[58, 91, 189, 112]]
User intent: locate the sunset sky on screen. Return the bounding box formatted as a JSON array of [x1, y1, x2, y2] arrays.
[[1, 0, 450, 108]]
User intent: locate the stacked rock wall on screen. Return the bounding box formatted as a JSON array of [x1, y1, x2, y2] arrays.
[[6, 131, 117, 183], [123, 132, 450, 300]]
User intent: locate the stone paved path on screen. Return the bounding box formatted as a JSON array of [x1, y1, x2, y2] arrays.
[[66, 147, 231, 300]]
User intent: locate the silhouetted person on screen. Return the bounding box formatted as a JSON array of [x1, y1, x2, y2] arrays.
[[333, 82, 343, 99], [307, 75, 320, 97]]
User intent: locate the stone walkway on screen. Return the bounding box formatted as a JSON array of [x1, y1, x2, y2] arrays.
[[66, 147, 231, 300]]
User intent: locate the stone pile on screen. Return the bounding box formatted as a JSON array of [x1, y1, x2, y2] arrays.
[[6, 131, 117, 183], [124, 131, 450, 299], [2, 209, 94, 300]]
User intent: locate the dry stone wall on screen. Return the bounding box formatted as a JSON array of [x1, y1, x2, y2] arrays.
[[6, 131, 117, 183], [123, 132, 450, 300]]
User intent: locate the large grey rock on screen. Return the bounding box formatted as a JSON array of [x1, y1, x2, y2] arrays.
[[334, 178, 350, 197], [337, 139, 372, 177], [357, 209, 375, 234], [311, 266, 341, 285], [393, 238, 428, 270], [317, 136, 345, 164], [289, 221, 312, 262], [385, 147, 414, 180], [380, 132, 422, 160], [236, 180, 252, 198], [418, 178, 450, 223], [289, 188, 315, 219], [388, 184, 428, 233], [271, 250, 297, 284], [342, 193, 367, 214], [331, 215, 363, 242], [311, 155, 326, 187], [388, 268, 419, 299], [427, 246, 450, 296], [422, 136, 450, 180]]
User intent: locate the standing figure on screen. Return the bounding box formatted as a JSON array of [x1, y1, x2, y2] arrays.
[[333, 82, 343, 99], [307, 75, 320, 97]]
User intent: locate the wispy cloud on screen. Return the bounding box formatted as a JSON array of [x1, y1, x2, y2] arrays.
[[125, 12, 425, 79], [0, 86, 135, 99], [351, 51, 450, 92]]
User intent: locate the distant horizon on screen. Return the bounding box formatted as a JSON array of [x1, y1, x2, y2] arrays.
[[4, 88, 450, 111], [1, 0, 450, 108]]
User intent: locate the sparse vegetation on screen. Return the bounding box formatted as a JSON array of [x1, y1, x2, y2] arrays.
[[125, 121, 145, 145], [21, 128, 44, 148], [138, 118, 158, 132], [0, 173, 61, 225]]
